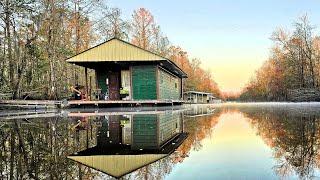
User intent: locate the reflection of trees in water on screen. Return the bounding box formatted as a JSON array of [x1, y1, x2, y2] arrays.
[[0, 117, 100, 179], [122, 157, 173, 180], [239, 106, 320, 179], [120, 110, 222, 180], [177, 110, 222, 159]]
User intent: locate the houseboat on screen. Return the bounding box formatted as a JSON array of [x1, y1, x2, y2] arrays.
[[183, 91, 217, 104], [66, 38, 187, 107]]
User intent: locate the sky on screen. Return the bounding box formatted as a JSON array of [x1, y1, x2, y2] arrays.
[[107, 0, 320, 92]]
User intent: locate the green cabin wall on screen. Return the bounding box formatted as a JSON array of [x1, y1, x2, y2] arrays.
[[132, 65, 157, 100], [158, 68, 181, 100]]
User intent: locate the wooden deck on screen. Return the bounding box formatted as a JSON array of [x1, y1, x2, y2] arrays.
[[0, 100, 62, 109], [0, 110, 58, 120], [0, 99, 184, 109], [66, 108, 186, 117], [67, 100, 183, 108]]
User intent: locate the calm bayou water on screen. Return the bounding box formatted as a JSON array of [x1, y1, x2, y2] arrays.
[[1, 103, 320, 179]]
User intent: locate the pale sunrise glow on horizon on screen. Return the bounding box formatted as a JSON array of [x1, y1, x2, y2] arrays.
[[108, 0, 320, 92]]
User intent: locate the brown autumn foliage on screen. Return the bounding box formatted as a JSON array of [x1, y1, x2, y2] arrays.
[[240, 15, 320, 101]]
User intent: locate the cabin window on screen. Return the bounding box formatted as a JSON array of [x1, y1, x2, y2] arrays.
[[175, 82, 178, 89]]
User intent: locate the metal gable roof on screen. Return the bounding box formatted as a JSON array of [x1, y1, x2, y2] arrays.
[[66, 38, 167, 63]]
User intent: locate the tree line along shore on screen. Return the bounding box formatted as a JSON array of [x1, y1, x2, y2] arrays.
[[2, 1, 319, 102], [0, 1, 220, 100], [231, 15, 320, 102]]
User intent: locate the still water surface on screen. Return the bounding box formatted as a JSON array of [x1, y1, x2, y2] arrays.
[[1, 103, 320, 179]]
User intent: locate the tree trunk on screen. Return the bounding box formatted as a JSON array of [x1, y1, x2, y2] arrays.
[[5, 0, 15, 95]]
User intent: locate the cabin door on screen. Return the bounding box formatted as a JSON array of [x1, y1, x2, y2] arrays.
[[108, 72, 120, 100]]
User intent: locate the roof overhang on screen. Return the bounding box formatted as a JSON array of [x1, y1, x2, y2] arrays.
[[184, 91, 214, 95], [159, 60, 188, 78], [69, 59, 187, 78]]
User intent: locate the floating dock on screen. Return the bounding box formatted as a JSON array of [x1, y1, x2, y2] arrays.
[[0, 100, 184, 109], [67, 100, 183, 108], [0, 100, 62, 109], [0, 110, 58, 120]]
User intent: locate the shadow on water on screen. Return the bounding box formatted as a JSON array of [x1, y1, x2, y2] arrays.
[[0, 105, 218, 179]]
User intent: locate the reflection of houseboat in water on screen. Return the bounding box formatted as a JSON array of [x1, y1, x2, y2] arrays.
[[184, 105, 215, 118], [68, 111, 188, 178]]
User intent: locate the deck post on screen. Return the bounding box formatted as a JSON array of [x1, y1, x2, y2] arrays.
[[202, 93, 204, 103], [89, 75, 92, 100], [180, 78, 183, 100], [85, 67, 89, 100]]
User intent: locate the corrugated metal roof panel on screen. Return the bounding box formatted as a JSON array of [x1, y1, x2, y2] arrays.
[[66, 38, 167, 63]]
